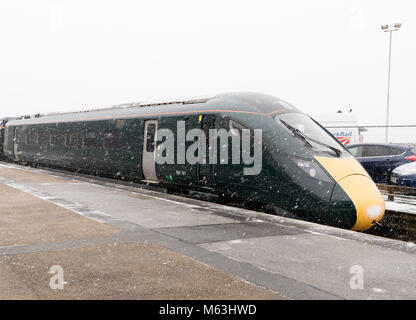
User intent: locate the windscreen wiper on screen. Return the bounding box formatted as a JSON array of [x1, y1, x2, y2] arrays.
[[280, 119, 342, 157]]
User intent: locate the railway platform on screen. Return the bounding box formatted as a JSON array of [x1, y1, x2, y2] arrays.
[[0, 162, 415, 300]]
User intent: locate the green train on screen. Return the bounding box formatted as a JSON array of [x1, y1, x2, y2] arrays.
[[2, 92, 384, 231]]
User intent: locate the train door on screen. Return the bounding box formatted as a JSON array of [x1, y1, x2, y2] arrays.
[[198, 115, 215, 187], [0, 123, 5, 159], [13, 127, 20, 161], [142, 120, 158, 181]]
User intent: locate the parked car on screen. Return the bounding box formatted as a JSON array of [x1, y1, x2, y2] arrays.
[[390, 162, 416, 187], [347, 143, 416, 183]]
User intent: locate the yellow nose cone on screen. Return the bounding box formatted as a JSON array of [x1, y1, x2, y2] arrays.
[[314, 156, 385, 231], [338, 175, 385, 231]]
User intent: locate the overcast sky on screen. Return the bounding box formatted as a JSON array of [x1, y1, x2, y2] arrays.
[[1, 1, 415, 138]]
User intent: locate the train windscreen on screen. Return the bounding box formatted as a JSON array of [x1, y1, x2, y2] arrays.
[[275, 113, 348, 157]]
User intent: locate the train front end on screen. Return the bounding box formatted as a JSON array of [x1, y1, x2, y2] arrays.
[[271, 106, 385, 231], [314, 156, 385, 231]]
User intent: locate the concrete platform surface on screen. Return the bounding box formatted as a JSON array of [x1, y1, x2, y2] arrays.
[[0, 243, 280, 300], [0, 162, 416, 300]]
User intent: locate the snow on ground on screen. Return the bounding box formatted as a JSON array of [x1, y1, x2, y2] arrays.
[[384, 195, 416, 214]]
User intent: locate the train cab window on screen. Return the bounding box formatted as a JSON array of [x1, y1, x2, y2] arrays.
[[37, 130, 49, 146], [65, 131, 79, 147], [51, 130, 64, 146], [104, 130, 122, 149], [26, 130, 37, 145], [146, 124, 156, 152], [84, 130, 98, 147], [276, 113, 343, 156]]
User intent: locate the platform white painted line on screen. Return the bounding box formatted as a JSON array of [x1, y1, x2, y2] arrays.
[[0, 163, 244, 218], [305, 231, 351, 241], [0, 176, 116, 224], [0, 163, 80, 183], [0, 164, 16, 169]]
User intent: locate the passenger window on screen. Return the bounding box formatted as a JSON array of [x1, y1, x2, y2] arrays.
[[374, 146, 389, 156], [104, 130, 122, 149], [349, 146, 364, 157], [26, 130, 37, 145], [84, 130, 98, 147], [37, 130, 49, 146], [66, 131, 79, 147], [364, 145, 400, 157], [363, 146, 375, 157], [146, 124, 156, 152], [386, 147, 403, 156], [51, 130, 64, 146], [349, 146, 358, 157]]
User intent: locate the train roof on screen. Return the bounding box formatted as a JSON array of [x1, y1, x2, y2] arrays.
[[6, 92, 301, 126], [0, 117, 16, 122]]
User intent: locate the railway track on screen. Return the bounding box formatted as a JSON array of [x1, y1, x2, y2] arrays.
[[365, 184, 416, 242], [365, 209, 416, 242], [377, 183, 416, 201]]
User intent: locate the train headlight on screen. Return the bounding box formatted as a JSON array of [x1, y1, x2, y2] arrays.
[[366, 205, 383, 219], [293, 158, 332, 182]]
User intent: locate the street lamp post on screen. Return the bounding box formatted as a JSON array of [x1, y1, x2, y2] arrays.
[[381, 23, 402, 143]]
